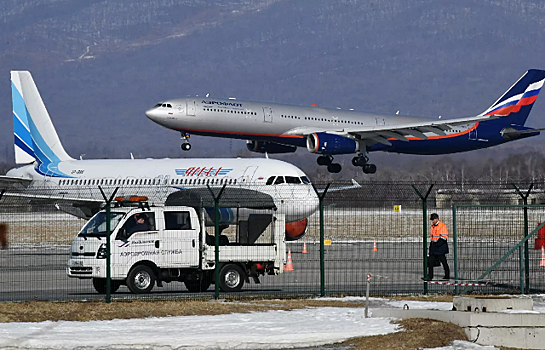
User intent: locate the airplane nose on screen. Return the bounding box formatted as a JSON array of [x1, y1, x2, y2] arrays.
[[145, 108, 162, 121]]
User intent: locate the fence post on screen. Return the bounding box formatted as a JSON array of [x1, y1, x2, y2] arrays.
[[513, 183, 533, 293], [412, 184, 434, 295], [452, 205, 458, 295], [365, 273, 371, 318], [207, 184, 226, 300], [312, 183, 330, 297], [98, 186, 119, 304]]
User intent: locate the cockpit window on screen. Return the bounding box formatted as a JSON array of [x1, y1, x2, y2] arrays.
[[154, 103, 162, 107], [274, 176, 285, 184], [266, 176, 275, 185], [285, 176, 301, 184], [300, 176, 310, 184], [166, 104, 172, 108]]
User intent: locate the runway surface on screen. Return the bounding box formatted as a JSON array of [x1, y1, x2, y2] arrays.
[[2, 240, 542, 302]]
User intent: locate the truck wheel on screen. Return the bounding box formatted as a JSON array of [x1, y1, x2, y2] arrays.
[[219, 264, 245, 292], [127, 265, 156, 294], [184, 275, 212, 293], [92, 278, 120, 294]]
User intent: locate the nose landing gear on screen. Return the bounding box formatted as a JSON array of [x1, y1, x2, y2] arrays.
[[352, 154, 377, 174], [181, 132, 191, 151]]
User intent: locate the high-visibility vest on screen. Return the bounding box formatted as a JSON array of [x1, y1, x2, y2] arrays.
[[431, 221, 449, 242]]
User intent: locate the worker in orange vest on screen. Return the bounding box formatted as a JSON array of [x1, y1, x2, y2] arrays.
[[427, 213, 450, 280]]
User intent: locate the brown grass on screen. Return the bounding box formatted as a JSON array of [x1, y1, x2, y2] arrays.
[[0, 298, 366, 323], [388, 294, 454, 303], [340, 318, 468, 350]]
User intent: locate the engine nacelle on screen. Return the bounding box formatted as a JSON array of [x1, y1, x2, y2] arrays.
[[246, 140, 297, 154], [306, 133, 359, 155], [285, 218, 308, 241]]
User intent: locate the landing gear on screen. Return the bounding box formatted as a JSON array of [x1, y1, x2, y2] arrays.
[[352, 154, 377, 174], [317, 155, 332, 166], [317, 155, 342, 173], [362, 163, 377, 174], [327, 163, 342, 173], [181, 132, 191, 151]]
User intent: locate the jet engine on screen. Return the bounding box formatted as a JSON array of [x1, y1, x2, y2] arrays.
[[306, 133, 358, 155], [246, 140, 297, 154], [285, 218, 308, 241]]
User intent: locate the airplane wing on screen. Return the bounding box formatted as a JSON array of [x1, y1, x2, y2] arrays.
[[0, 176, 33, 188], [2, 192, 104, 219], [284, 114, 501, 146]]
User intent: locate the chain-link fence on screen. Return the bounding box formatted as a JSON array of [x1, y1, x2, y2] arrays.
[[1, 181, 544, 302]]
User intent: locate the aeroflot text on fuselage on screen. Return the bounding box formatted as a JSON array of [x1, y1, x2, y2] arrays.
[[201, 100, 243, 107]]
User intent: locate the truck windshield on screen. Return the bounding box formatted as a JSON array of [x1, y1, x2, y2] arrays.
[[79, 212, 125, 237]]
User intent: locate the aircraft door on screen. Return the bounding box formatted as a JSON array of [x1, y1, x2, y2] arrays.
[[239, 166, 258, 184], [263, 107, 273, 123], [186, 101, 196, 116], [375, 117, 385, 125], [469, 125, 477, 140]]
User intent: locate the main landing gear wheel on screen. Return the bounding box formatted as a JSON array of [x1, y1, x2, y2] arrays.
[[352, 156, 368, 167], [327, 163, 342, 173], [317, 155, 333, 166], [363, 164, 377, 174], [352, 154, 377, 174], [181, 143, 191, 151]]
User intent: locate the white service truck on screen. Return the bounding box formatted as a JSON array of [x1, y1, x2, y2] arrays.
[[67, 203, 286, 293]]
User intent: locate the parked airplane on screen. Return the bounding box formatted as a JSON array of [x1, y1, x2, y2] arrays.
[[146, 70, 545, 174], [2, 71, 319, 240]]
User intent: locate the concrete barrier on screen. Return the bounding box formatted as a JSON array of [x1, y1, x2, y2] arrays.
[[373, 307, 545, 349]]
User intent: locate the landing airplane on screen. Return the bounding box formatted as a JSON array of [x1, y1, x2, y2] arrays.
[[2, 71, 319, 240], [146, 70, 545, 174]]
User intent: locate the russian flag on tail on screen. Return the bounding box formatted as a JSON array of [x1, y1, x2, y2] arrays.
[[481, 69, 545, 120], [484, 79, 544, 116]]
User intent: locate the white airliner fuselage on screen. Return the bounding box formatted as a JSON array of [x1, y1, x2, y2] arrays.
[[7, 158, 318, 224]]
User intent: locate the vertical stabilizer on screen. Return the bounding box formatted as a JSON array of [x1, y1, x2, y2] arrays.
[[15, 71, 73, 164], [479, 69, 545, 126], [11, 71, 35, 164]]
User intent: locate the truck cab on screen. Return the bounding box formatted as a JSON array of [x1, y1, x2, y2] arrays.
[[67, 200, 286, 294]]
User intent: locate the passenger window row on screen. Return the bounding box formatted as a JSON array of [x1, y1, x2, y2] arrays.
[[281, 114, 301, 120], [304, 116, 363, 125], [203, 108, 257, 115], [58, 178, 237, 186]]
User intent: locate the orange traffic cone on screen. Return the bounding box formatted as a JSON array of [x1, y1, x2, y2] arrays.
[[372, 241, 378, 252], [540, 246, 545, 267], [302, 241, 308, 254], [285, 249, 294, 271]]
